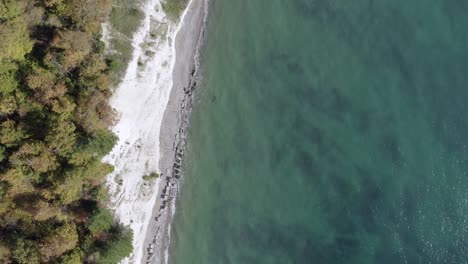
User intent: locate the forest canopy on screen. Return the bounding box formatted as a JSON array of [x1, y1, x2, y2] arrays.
[[0, 0, 134, 263]]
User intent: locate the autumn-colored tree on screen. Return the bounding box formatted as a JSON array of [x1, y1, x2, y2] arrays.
[[10, 141, 59, 174], [79, 54, 112, 91], [63, 0, 112, 33], [45, 120, 77, 157], [22, 3, 45, 29], [26, 66, 62, 104], [52, 30, 93, 70], [40, 222, 78, 260], [0, 168, 34, 197], [0, 240, 10, 262], [75, 90, 116, 133], [30, 199, 65, 221], [0, 95, 17, 116], [0, 0, 134, 262]]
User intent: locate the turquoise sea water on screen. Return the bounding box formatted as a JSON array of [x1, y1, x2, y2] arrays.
[[169, 0, 468, 263]]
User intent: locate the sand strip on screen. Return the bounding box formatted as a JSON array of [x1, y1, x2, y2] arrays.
[[102, 0, 205, 263], [144, 0, 207, 263]]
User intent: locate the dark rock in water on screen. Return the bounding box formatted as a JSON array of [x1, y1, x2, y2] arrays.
[[191, 69, 196, 76]]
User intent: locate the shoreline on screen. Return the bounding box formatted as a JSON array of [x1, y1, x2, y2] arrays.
[[102, 0, 207, 263], [148, 0, 207, 263]]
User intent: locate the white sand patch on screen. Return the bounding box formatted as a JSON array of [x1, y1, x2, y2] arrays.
[[102, 0, 191, 263]]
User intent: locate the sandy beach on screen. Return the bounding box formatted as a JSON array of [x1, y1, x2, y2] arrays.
[[102, 0, 207, 263]]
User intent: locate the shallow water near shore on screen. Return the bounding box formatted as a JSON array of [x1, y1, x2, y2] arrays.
[[169, 0, 468, 263]]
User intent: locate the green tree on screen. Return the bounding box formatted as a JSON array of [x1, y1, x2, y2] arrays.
[[0, 146, 6, 162], [87, 208, 114, 236], [98, 227, 133, 264], [12, 238, 40, 264], [0, 15, 32, 61], [84, 129, 118, 157], [0, 0, 21, 20], [0, 61, 19, 95], [0, 120, 27, 147], [61, 249, 84, 264], [53, 171, 84, 204]]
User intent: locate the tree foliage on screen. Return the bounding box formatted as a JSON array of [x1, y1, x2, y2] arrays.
[[97, 227, 133, 264], [0, 4, 32, 61], [87, 208, 113, 236], [0, 0, 133, 263], [40, 222, 79, 259], [12, 239, 41, 264]]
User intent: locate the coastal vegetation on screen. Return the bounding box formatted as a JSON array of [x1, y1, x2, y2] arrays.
[[162, 0, 189, 19], [107, 0, 144, 80], [143, 172, 160, 181], [0, 0, 134, 263]]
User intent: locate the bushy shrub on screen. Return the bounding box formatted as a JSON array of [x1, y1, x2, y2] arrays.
[[143, 172, 160, 180]]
